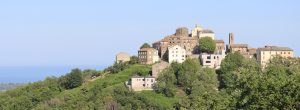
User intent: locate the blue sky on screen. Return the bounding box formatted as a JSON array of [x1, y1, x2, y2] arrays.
[[0, 0, 299, 66]]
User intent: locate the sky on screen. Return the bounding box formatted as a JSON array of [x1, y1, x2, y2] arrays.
[[0, 0, 299, 67]]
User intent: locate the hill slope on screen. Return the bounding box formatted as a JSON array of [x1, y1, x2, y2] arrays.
[[0, 64, 179, 110]]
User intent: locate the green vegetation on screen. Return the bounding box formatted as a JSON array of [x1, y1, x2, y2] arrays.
[[129, 56, 139, 64], [59, 68, 83, 89], [1, 53, 300, 109], [199, 37, 216, 53], [140, 43, 151, 49]]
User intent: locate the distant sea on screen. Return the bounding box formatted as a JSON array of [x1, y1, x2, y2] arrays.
[[0, 65, 107, 83]]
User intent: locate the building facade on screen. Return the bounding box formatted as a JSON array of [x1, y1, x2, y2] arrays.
[[168, 45, 187, 63], [257, 46, 294, 67], [226, 32, 256, 58], [116, 52, 130, 63], [138, 48, 159, 64], [152, 27, 199, 60], [126, 75, 156, 91], [200, 53, 225, 69], [192, 25, 215, 40], [215, 39, 225, 55]]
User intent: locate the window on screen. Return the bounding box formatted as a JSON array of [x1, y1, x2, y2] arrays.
[[142, 79, 145, 81], [143, 84, 145, 87], [151, 79, 153, 82], [206, 61, 211, 63], [207, 56, 211, 59]]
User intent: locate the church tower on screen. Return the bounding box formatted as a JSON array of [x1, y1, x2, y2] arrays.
[[229, 32, 234, 45]]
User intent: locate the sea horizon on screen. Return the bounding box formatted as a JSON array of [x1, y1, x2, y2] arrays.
[[0, 65, 107, 83]]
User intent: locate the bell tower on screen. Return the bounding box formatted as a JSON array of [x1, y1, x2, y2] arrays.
[[229, 32, 234, 45]]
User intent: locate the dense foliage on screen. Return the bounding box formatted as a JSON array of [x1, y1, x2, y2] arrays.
[[59, 68, 83, 89], [140, 43, 151, 49], [129, 56, 139, 64], [199, 37, 216, 53], [1, 53, 300, 109]]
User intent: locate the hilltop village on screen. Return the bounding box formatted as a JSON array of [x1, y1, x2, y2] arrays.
[[116, 25, 294, 91]]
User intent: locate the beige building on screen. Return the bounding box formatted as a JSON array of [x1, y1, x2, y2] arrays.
[[192, 24, 215, 40], [215, 40, 225, 55], [168, 45, 187, 63], [227, 33, 256, 58], [138, 48, 159, 64], [116, 52, 130, 63], [152, 61, 169, 78], [153, 27, 199, 60], [200, 53, 225, 69], [257, 46, 294, 67], [126, 75, 156, 91]]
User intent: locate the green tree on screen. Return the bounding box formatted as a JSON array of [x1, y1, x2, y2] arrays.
[[177, 59, 201, 95], [59, 68, 83, 89], [129, 56, 139, 64], [155, 67, 177, 97], [140, 43, 151, 49], [199, 37, 216, 53], [219, 52, 259, 89], [235, 57, 300, 109]]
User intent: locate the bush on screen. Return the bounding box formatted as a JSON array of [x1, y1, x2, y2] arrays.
[[59, 68, 83, 89]]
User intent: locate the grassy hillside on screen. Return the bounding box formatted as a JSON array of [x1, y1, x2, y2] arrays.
[[1, 55, 300, 110], [0, 64, 179, 110]]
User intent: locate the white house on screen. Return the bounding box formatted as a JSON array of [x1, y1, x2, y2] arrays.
[[200, 53, 225, 69], [168, 45, 187, 63], [126, 75, 156, 91]]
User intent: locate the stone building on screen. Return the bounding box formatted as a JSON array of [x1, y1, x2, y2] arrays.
[[200, 53, 225, 69], [215, 39, 225, 55], [257, 46, 294, 67], [126, 75, 156, 91], [168, 45, 187, 63], [138, 48, 159, 64], [152, 27, 199, 60], [192, 24, 215, 40], [226, 32, 256, 58], [116, 52, 130, 63], [151, 61, 169, 78]]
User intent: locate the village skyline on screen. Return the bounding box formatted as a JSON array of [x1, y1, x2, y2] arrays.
[[0, 0, 299, 67]]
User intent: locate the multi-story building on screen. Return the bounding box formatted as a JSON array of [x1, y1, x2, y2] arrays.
[[192, 24, 215, 40], [116, 52, 130, 63], [168, 45, 187, 63], [151, 61, 169, 78], [126, 75, 156, 91], [257, 46, 294, 67], [200, 53, 225, 69], [138, 48, 159, 64], [215, 39, 225, 55], [153, 27, 199, 60]]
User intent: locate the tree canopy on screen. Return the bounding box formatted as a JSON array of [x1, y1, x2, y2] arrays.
[[59, 68, 83, 89], [140, 43, 151, 49], [199, 37, 216, 53]]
